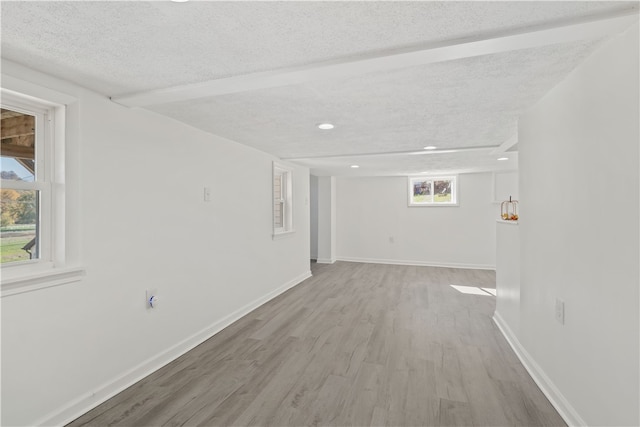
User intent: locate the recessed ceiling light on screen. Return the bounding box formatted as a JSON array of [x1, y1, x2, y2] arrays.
[[350, 165, 360, 169], [497, 157, 509, 161], [171, 0, 189, 2], [423, 146, 437, 150], [318, 123, 334, 130]]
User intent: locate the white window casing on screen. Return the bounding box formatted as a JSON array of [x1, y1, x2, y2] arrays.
[[273, 161, 294, 238], [1, 88, 84, 297]]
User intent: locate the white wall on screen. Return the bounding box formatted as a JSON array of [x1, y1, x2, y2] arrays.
[[336, 173, 499, 269], [495, 222, 520, 336], [493, 170, 519, 202], [516, 23, 639, 426], [316, 176, 336, 263], [0, 61, 311, 426], [310, 175, 318, 259]]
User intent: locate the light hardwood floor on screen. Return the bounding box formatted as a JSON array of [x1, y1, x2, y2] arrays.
[[68, 262, 566, 426]]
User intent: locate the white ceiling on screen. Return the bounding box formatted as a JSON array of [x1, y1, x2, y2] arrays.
[[2, 1, 638, 176]]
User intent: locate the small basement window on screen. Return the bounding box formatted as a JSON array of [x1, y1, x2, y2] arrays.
[[408, 175, 458, 206]]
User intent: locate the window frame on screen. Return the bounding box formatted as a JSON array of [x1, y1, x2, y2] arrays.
[[1, 93, 53, 266], [272, 161, 294, 238], [1, 87, 83, 296], [407, 175, 459, 207]]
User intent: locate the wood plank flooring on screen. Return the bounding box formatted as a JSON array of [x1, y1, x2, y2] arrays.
[[68, 262, 566, 426]]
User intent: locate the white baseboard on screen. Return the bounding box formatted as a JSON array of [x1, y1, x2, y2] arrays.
[[37, 270, 312, 427], [493, 312, 586, 427], [316, 258, 336, 264], [337, 256, 495, 270]]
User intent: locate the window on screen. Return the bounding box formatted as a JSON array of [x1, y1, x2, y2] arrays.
[[1, 88, 69, 276], [408, 175, 458, 206], [1, 95, 52, 264], [273, 162, 293, 236], [1, 82, 82, 297]]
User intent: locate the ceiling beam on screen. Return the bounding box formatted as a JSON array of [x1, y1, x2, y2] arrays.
[[111, 10, 638, 108], [283, 145, 498, 161], [491, 135, 518, 154]]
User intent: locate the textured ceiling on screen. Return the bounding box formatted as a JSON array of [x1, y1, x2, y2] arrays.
[[1, 1, 638, 176], [148, 39, 598, 159]]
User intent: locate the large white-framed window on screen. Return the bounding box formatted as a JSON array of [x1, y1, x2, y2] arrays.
[[273, 161, 294, 237], [408, 175, 458, 206], [1, 88, 81, 296]]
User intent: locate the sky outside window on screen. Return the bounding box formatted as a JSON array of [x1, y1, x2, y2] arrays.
[[1, 157, 34, 181]]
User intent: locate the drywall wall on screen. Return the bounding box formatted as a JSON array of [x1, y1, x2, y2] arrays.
[[336, 173, 500, 269], [316, 176, 336, 263], [495, 222, 520, 336], [0, 60, 311, 426], [310, 175, 318, 259], [517, 22, 639, 426], [493, 170, 519, 202]]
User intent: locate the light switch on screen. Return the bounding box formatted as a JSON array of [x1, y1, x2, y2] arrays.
[[555, 298, 564, 325]]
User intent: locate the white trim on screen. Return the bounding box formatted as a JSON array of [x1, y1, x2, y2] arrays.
[[1, 75, 77, 106], [272, 229, 296, 240], [316, 258, 336, 264], [1, 267, 85, 297], [407, 203, 460, 207], [493, 312, 586, 427], [35, 270, 312, 427], [491, 135, 519, 155], [336, 256, 495, 270]]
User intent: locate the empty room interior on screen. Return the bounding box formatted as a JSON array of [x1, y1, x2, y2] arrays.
[[1, 1, 639, 426]]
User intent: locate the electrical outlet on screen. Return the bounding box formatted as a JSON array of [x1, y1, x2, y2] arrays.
[[555, 298, 564, 325], [146, 289, 158, 309]]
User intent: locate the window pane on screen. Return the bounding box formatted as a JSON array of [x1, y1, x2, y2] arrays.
[[274, 174, 282, 198], [274, 173, 284, 229], [274, 201, 284, 228], [434, 180, 452, 202], [412, 179, 433, 203], [1, 189, 38, 263], [1, 109, 36, 182]]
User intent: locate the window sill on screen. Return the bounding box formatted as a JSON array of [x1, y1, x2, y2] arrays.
[[1, 266, 86, 298], [496, 219, 519, 226], [408, 203, 459, 207], [272, 229, 296, 240]]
